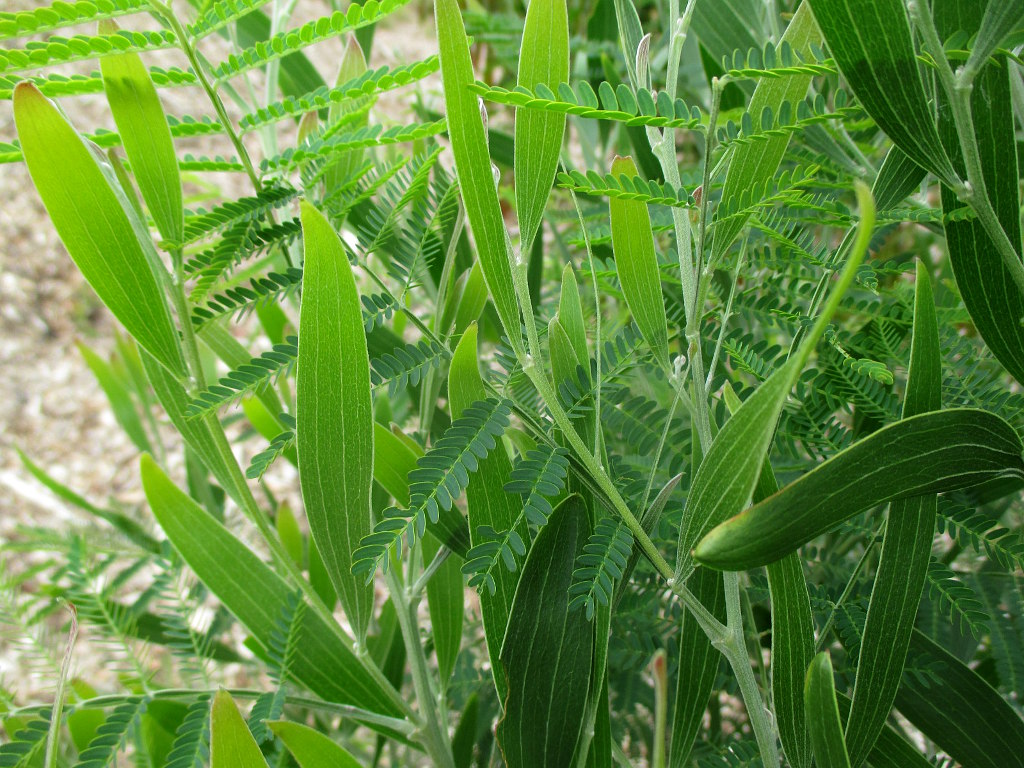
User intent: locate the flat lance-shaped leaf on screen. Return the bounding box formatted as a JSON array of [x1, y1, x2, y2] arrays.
[[140, 455, 406, 723], [497, 495, 592, 768], [804, 653, 852, 768], [712, 2, 822, 258], [211, 690, 267, 768], [449, 324, 527, 701], [806, 0, 958, 185], [435, 0, 522, 350], [609, 155, 669, 366], [515, 0, 568, 253], [936, 0, 1024, 385], [99, 19, 183, 245], [676, 181, 876, 582], [845, 260, 940, 768], [268, 720, 360, 768], [694, 407, 1024, 570], [13, 83, 186, 378], [297, 201, 374, 641], [895, 629, 1024, 768]]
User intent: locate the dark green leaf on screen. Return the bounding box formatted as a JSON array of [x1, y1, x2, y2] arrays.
[[804, 652, 852, 768]]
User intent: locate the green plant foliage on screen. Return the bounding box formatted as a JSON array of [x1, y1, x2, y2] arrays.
[[5, 0, 1024, 765]]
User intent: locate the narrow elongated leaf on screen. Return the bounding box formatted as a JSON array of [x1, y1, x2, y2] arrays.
[[895, 629, 1024, 768], [297, 200, 374, 640], [210, 691, 267, 768], [435, 0, 522, 349], [423, 533, 463, 687], [558, 264, 588, 367], [13, 83, 185, 378], [140, 455, 406, 721], [609, 155, 669, 366], [722, 384, 813, 768], [804, 653, 852, 768], [668, 567, 724, 767], [695, 408, 1024, 570], [268, 720, 360, 768], [845, 260, 940, 768], [806, 0, 957, 184], [872, 146, 926, 213], [713, 2, 822, 257], [99, 19, 183, 244], [77, 341, 151, 453], [936, 0, 1024, 385], [449, 325, 526, 700], [497, 495, 592, 768], [677, 181, 875, 582], [515, 0, 568, 253], [835, 694, 934, 768]]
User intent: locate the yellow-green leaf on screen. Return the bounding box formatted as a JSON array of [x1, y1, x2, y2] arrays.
[[211, 690, 268, 768], [297, 200, 374, 641], [14, 82, 186, 378], [268, 720, 360, 768]]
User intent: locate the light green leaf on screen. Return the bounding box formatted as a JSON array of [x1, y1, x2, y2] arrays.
[[268, 720, 360, 768], [936, 0, 1024, 385], [804, 652, 852, 768], [211, 690, 267, 768], [806, 0, 957, 184], [435, 0, 522, 349], [140, 455, 406, 722], [423, 534, 463, 688], [713, 2, 822, 258], [515, 0, 568, 253], [895, 629, 1024, 768], [297, 200, 374, 641], [497, 495, 592, 768], [13, 82, 185, 378], [448, 324, 527, 700], [99, 19, 183, 244], [677, 181, 875, 583], [609, 155, 669, 366], [324, 34, 369, 195], [557, 263, 588, 367], [77, 340, 151, 453], [454, 261, 488, 335], [695, 408, 1024, 570], [845, 260, 940, 768]]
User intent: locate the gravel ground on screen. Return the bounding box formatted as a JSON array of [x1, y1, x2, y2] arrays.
[[0, 1, 439, 699]]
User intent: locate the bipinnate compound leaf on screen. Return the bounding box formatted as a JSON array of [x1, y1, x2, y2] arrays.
[[211, 691, 267, 768], [845, 260, 940, 768], [806, 0, 957, 184], [13, 82, 186, 379], [609, 155, 670, 366], [497, 495, 592, 768], [695, 408, 1024, 570], [435, 0, 522, 350], [99, 19, 183, 244], [140, 455, 406, 723], [268, 720, 360, 768], [515, 0, 568, 254], [297, 200, 374, 641], [804, 653, 852, 768], [935, 0, 1024, 386]]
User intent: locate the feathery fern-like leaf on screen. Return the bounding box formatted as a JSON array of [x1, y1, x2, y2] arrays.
[[185, 338, 298, 418], [568, 518, 634, 620]]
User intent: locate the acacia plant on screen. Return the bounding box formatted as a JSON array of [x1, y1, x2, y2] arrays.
[[2, 0, 1024, 766]]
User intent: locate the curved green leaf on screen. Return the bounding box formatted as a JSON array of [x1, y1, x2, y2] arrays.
[[804, 653, 852, 768], [806, 0, 958, 184], [211, 691, 267, 768], [423, 533, 463, 688], [99, 19, 183, 244], [609, 155, 669, 366], [497, 494, 592, 768], [515, 0, 568, 254], [695, 408, 1024, 570], [140, 455, 406, 721], [845, 260, 940, 768], [13, 82, 185, 378], [268, 720, 360, 768], [297, 200, 374, 641], [435, 0, 522, 349], [449, 324, 528, 700], [936, 0, 1024, 385]]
